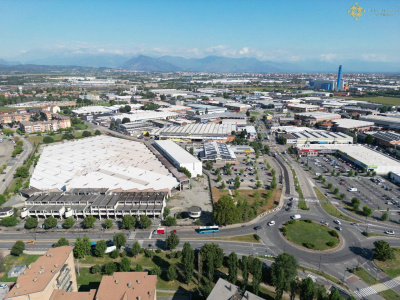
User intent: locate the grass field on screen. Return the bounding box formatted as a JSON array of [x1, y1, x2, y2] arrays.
[[284, 220, 340, 250], [374, 248, 400, 278], [28, 130, 97, 144], [207, 234, 262, 244], [0, 254, 41, 282], [380, 289, 400, 300], [338, 96, 400, 106], [314, 187, 359, 223], [353, 267, 379, 285], [298, 200, 309, 210]]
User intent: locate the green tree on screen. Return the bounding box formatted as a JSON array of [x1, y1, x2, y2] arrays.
[[163, 207, 170, 219], [25, 217, 38, 229], [381, 213, 389, 221], [213, 195, 239, 225], [121, 215, 136, 229], [119, 257, 131, 272], [299, 277, 315, 300], [348, 169, 354, 177], [205, 161, 213, 170], [0, 216, 19, 227], [15, 166, 29, 178], [328, 288, 343, 300], [43, 136, 54, 144], [90, 264, 101, 274], [74, 236, 91, 259], [83, 215, 96, 228], [131, 241, 141, 257], [363, 205, 373, 218], [241, 256, 249, 290], [351, 197, 360, 211], [167, 264, 178, 281], [139, 215, 152, 229], [333, 187, 339, 194], [150, 265, 162, 276], [44, 216, 57, 229], [327, 183, 333, 189], [94, 240, 107, 257], [217, 174, 222, 182], [365, 134, 374, 144], [164, 216, 177, 226], [104, 219, 113, 229], [82, 131, 91, 137], [135, 264, 143, 272], [94, 130, 101, 136], [220, 181, 226, 189], [63, 217, 75, 229], [339, 193, 346, 201], [201, 243, 224, 281], [165, 232, 180, 250], [113, 233, 127, 249], [234, 175, 240, 189], [271, 253, 298, 299], [11, 241, 25, 256], [373, 240, 395, 261], [53, 237, 69, 248], [227, 252, 239, 285], [181, 242, 195, 284], [252, 258, 263, 295], [189, 147, 194, 155], [104, 262, 117, 275]]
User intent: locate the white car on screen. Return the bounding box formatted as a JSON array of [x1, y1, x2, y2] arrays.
[[0, 284, 7, 289], [268, 221, 275, 226], [334, 220, 341, 225], [385, 230, 395, 235]]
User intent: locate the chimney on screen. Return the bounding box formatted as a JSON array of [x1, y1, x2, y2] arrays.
[[54, 264, 58, 268], [33, 277, 37, 282], [115, 280, 119, 284], [16, 284, 20, 289], [128, 282, 132, 288], [28, 265, 31, 269], [137, 280, 141, 284]]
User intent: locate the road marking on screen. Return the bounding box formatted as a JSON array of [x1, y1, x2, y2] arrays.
[[354, 286, 378, 298], [148, 231, 153, 239], [128, 232, 136, 240], [383, 279, 400, 289]]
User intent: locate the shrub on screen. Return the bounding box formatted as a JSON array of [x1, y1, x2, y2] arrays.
[[282, 227, 288, 233], [288, 219, 296, 225], [326, 241, 337, 247], [156, 248, 162, 253], [11, 241, 25, 256], [329, 230, 339, 238], [103, 262, 117, 275], [109, 249, 120, 259], [90, 264, 101, 274], [304, 219, 313, 223], [362, 231, 370, 237], [43, 136, 54, 144], [253, 234, 260, 241], [303, 242, 315, 249]]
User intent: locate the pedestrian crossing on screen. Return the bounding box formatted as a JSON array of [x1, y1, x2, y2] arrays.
[[383, 279, 400, 289], [354, 286, 378, 298]]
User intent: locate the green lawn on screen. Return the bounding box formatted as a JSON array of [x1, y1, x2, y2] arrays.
[[250, 111, 260, 115], [353, 267, 379, 285], [314, 188, 359, 223], [342, 96, 400, 106], [380, 289, 400, 300], [374, 248, 400, 278], [298, 200, 309, 210], [284, 220, 340, 250], [0, 254, 41, 282], [28, 131, 97, 144]]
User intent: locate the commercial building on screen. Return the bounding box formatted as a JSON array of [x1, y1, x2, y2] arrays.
[[286, 130, 353, 145], [151, 123, 236, 143], [360, 115, 400, 130], [332, 119, 374, 133], [30, 136, 179, 193], [294, 112, 341, 125], [244, 126, 257, 139], [186, 104, 227, 115], [224, 102, 252, 112], [371, 131, 400, 148], [118, 122, 153, 135], [154, 140, 202, 178], [199, 142, 237, 162], [390, 172, 400, 184], [288, 104, 319, 112], [22, 190, 167, 220], [111, 110, 177, 123], [296, 144, 400, 174], [5, 246, 157, 300], [0, 207, 14, 219], [207, 278, 264, 300], [191, 112, 246, 123]]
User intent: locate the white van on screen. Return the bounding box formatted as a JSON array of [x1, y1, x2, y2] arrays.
[[347, 188, 357, 192], [291, 214, 301, 220]]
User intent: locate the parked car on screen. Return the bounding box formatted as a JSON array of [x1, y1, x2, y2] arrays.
[[0, 283, 8, 289], [320, 221, 329, 226], [385, 230, 395, 235]]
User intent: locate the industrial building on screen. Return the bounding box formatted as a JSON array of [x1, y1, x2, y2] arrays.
[[199, 142, 237, 162], [5, 246, 157, 300], [370, 131, 400, 148], [280, 130, 353, 145], [153, 140, 202, 178], [224, 102, 252, 112], [111, 110, 177, 123], [21, 190, 167, 220], [186, 104, 227, 115], [151, 123, 236, 143], [30, 136, 179, 193], [191, 112, 246, 123], [332, 119, 374, 132], [294, 112, 342, 124], [296, 144, 400, 175], [360, 115, 400, 130], [288, 104, 319, 112]]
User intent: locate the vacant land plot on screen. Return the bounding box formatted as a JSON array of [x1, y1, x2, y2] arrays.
[[374, 248, 400, 278], [0, 254, 41, 282]]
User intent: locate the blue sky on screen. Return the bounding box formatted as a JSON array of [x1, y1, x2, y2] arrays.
[[0, 0, 399, 62]]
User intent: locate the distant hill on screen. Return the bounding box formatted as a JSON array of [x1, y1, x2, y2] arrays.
[[120, 55, 181, 71], [0, 58, 20, 66]]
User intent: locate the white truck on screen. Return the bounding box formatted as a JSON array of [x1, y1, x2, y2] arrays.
[[347, 188, 358, 192]]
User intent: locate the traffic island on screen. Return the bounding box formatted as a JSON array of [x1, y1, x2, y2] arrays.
[[281, 219, 343, 252]]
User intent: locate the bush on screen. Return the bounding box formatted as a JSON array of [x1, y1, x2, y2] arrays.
[[326, 241, 337, 247], [303, 242, 315, 249], [103, 262, 117, 275], [63, 218, 75, 229], [82, 131, 91, 137], [150, 265, 162, 276], [164, 216, 177, 226], [1, 216, 20, 227], [109, 249, 120, 259], [329, 230, 339, 238], [11, 241, 25, 256], [25, 217, 38, 229], [44, 216, 57, 229], [144, 249, 154, 258], [362, 231, 370, 237], [253, 234, 260, 241], [90, 264, 102, 274], [288, 219, 296, 225], [304, 219, 313, 223], [43, 136, 54, 144], [156, 248, 162, 253]]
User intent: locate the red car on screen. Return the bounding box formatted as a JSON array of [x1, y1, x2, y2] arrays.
[[340, 182, 345, 185]]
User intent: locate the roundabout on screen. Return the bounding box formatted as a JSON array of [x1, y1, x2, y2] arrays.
[[281, 219, 342, 252]]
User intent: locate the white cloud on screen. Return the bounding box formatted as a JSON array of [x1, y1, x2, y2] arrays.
[[319, 53, 338, 62], [361, 53, 391, 62]]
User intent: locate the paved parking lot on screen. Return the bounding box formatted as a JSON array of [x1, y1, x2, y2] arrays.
[[0, 285, 10, 299]]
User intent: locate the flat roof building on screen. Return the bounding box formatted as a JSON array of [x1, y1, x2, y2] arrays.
[[332, 119, 374, 132], [371, 131, 400, 148], [294, 112, 341, 124], [360, 115, 400, 130], [288, 104, 319, 112], [151, 123, 236, 143], [200, 142, 237, 162], [186, 104, 227, 115], [296, 144, 400, 174], [289, 130, 353, 145], [207, 278, 264, 300], [30, 136, 179, 194], [154, 140, 202, 178], [224, 102, 252, 112]]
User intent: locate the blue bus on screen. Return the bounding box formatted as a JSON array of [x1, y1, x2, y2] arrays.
[[198, 226, 219, 234]]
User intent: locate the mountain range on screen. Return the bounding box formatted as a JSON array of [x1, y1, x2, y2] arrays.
[[1, 53, 399, 73]]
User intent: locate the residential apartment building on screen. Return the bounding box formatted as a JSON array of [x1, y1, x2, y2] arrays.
[[20, 116, 71, 133], [5, 246, 157, 300]]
